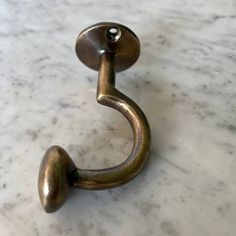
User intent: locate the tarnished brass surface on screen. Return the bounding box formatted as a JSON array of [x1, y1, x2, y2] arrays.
[[38, 22, 151, 213]]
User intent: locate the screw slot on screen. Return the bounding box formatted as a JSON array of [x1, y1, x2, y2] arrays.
[[106, 27, 121, 42]]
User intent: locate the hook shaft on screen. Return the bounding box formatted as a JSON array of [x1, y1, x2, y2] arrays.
[[71, 52, 151, 189]]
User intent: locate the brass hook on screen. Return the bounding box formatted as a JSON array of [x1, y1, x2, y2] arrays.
[[38, 22, 151, 213]]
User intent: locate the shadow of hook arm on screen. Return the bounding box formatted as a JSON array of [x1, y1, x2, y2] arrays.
[[72, 53, 151, 190]]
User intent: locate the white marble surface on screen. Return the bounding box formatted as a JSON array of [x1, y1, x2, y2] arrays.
[[0, 0, 236, 235]]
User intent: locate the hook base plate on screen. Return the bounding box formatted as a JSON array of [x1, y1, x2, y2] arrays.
[[75, 22, 140, 72]]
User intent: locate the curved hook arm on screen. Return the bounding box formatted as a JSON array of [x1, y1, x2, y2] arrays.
[[71, 52, 151, 189]]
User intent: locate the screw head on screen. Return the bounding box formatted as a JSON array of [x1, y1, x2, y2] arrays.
[[105, 27, 121, 42]]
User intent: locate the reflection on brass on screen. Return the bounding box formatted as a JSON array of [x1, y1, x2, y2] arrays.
[[38, 22, 151, 213]]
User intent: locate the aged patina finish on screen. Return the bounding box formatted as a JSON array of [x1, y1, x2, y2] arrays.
[[38, 22, 151, 213]]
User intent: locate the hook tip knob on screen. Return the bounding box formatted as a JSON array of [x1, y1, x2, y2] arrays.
[[38, 145, 76, 213]]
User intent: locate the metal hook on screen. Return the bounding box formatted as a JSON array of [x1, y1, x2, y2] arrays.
[[38, 22, 151, 213]]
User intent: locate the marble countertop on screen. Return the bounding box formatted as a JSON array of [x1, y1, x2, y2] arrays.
[[0, 0, 236, 235]]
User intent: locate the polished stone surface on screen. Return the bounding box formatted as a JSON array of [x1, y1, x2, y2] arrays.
[[0, 0, 236, 235]]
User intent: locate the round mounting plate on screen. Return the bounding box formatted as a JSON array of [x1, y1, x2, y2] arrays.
[[75, 22, 140, 72]]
